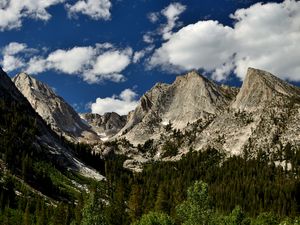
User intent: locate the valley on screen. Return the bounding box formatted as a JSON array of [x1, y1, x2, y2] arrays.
[[0, 66, 300, 224]]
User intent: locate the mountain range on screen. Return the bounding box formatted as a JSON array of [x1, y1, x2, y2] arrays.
[[4, 67, 300, 169], [1, 65, 300, 223]]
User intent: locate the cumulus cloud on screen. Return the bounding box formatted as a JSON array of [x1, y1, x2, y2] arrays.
[[144, 2, 186, 43], [133, 46, 154, 63], [147, 12, 159, 23], [91, 89, 139, 115], [26, 57, 48, 74], [91, 48, 132, 74], [160, 2, 186, 40], [3, 42, 27, 55], [143, 33, 154, 44], [66, 0, 111, 20], [0, 0, 65, 31], [47, 47, 96, 74], [149, 0, 300, 81], [0, 42, 133, 84], [0, 42, 29, 72], [0, 0, 112, 31]]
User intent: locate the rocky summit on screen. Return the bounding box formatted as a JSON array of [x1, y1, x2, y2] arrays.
[[97, 68, 300, 168], [117, 71, 235, 145], [10, 68, 300, 166], [232, 67, 300, 111], [0, 68, 103, 180], [80, 112, 127, 140], [13, 73, 99, 143]]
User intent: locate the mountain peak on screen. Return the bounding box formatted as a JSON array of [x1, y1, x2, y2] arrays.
[[13, 72, 99, 143], [15, 72, 31, 78], [232, 67, 300, 111], [118, 70, 231, 144], [175, 70, 207, 83]]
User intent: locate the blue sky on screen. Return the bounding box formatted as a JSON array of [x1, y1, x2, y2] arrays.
[[1, 0, 299, 114]]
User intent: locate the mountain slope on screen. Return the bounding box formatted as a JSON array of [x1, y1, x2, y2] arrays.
[[232, 67, 300, 111], [117, 71, 235, 145], [104, 68, 300, 166], [0, 68, 103, 181], [81, 112, 127, 140], [185, 68, 300, 156], [13, 73, 99, 143]]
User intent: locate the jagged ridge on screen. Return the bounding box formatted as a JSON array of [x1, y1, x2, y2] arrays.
[[117, 71, 236, 145], [0, 68, 104, 180], [13, 73, 99, 143]]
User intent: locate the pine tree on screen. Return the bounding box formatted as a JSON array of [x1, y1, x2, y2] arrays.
[[176, 180, 213, 225], [81, 191, 107, 225], [23, 202, 30, 225], [128, 184, 143, 222]]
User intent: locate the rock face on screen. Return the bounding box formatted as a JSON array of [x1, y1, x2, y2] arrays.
[[190, 68, 300, 156], [13, 73, 99, 143], [117, 71, 235, 144], [0, 68, 104, 180], [106, 68, 300, 170], [232, 68, 300, 111], [81, 112, 127, 139]]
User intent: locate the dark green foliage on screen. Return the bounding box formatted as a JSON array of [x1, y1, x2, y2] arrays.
[[67, 141, 105, 173], [2, 82, 300, 224], [132, 211, 175, 225], [176, 180, 213, 225], [81, 188, 107, 225], [162, 140, 178, 157], [0, 89, 103, 224]]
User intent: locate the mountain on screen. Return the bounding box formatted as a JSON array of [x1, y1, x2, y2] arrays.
[[100, 68, 300, 167], [80, 112, 127, 140], [232, 67, 300, 111], [13, 73, 99, 143], [0, 68, 103, 180], [117, 71, 236, 145]]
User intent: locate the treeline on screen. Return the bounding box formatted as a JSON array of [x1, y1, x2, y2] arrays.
[[0, 97, 97, 224], [101, 147, 300, 224], [2, 97, 300, 224], [133, 180, 300, 225]]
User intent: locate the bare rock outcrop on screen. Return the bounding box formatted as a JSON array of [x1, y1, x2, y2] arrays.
[[13, 73, 99, 143], [117, 71, 235, 145], [81, 112, 127, 140], [1, 68, 104, 180]]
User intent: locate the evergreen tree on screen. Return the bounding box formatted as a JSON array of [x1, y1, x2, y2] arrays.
[[23, 203, 30, 225], [132, 211, 175, 225], [176, 180, 213, 225], [81, 191, 107, 225]]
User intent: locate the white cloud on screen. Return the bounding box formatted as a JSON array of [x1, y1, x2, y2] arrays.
[[0, 0, 112, 31], [149, 0, 300, 81], [47, 47, 96, 74], [150, 21, 234, 72], [0, 42, 132, 84], [144, 3, 186, 43], [30, 44, 132, 83], [1, 55, 25, 72], [0, 42, 29, 72], [143, 33, 154, 44], [82, 47, 132, 83], [66, 0, 111, 20], [91, 48, 132, 74], [133, 46, 154, 63], [3, 42, 27, 55], [0, 0, 65, 31], [26, 57, 48, 74], [91, 89, 139, 115], [160, 2, 186, 40], [147, 12, 159, 23]]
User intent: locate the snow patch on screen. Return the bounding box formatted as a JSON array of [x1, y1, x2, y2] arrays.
[[161, 120, 169, 126]]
